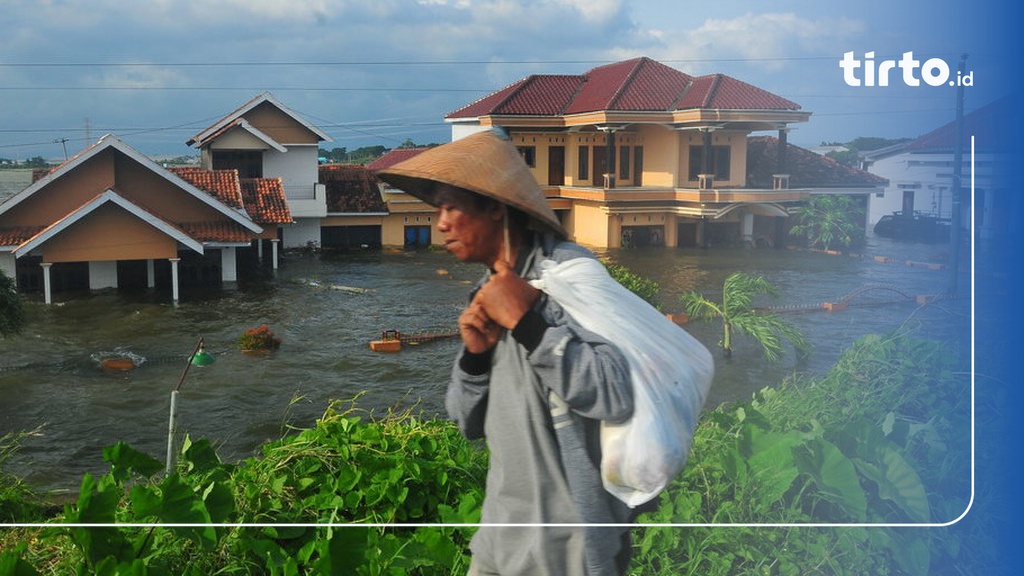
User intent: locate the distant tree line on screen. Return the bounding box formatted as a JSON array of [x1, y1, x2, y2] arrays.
[[0, 156, 51, 169], [823, 136, 912, 167], [319, 139, 441, 165]]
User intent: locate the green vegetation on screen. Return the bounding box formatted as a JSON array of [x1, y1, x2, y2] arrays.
[[0, 269, 26, 338], [680, 272, 809, 361], [822, 137, 911, 167], [605, 262, 661, 308], [789, 194, 865, 251], [0, 330, 976, 575]]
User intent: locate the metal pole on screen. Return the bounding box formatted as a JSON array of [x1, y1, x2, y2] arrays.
[[166, 389, 179, 475], [166, 337, 204, 475], [947, 54, 967, 297]]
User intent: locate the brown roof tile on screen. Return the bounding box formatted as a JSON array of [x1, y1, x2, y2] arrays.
[[177, 221, 253, 243], [746, 136, 888, 189], [240, 178, 292, 224], [448, 56, 800, 119], [168, 167, 245, 209], [907, 96, 1006, 153], [319, 164, 388, 214], [366, 148, 430, 171], [0, 225, 45, 246]]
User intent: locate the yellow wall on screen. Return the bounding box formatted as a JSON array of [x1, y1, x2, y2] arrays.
[[635, 127, 678, 187], [41, 203, 178, 263], [571, 202, 612, 248]]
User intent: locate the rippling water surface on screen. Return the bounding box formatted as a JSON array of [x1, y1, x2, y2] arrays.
[[1, 237, 973, 491]]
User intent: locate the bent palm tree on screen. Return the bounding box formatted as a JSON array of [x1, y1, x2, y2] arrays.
[[681, 272, 809, 362]]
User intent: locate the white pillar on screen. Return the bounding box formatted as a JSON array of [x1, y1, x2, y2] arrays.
[[256, 239, 264, 260], [169, 258, 180, 302], [147, 259, 155, 288], [89, 261, 118, 290], [221, 247, 237, 282], [271, 238, 280, 270], [741, 212, 755, 242], [41, 262, 53, 305]]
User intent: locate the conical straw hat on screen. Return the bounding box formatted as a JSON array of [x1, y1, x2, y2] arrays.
[[375, 129, 566, 237]]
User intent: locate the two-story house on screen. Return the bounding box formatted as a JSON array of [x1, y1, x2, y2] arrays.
[[187, 92, 332, 249], [441, 56, 816, 248]]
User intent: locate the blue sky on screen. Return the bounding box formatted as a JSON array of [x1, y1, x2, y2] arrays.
[[0, 0, 1016, 161]]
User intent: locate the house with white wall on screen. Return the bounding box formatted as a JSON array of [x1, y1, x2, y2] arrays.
[[187, 92, 332, 249], [860, 97, 1011, 240]]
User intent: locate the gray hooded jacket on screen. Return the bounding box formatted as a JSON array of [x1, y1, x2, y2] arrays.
[[446, 237, 635, 576]]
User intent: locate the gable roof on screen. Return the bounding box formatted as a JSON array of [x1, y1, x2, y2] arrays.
[[447, 57, 801, 119], [905, 96, 1007, 154], [187, 91, 332, 148], [366, 147, 431, 172], [746, 136, 888, 189], [13, 189, 205, 257], [319, 164, 388, 214], [2, 135, 261, 234]]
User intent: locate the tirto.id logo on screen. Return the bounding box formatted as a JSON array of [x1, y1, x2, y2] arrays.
[[840, 52, 973, 87]]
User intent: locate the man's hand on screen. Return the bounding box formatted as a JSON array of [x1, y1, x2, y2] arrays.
[[458, 301, 501, 354], [474, 259, 541, 330]]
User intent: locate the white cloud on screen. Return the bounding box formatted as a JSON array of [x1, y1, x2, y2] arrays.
[[636, 12, 866, 74]]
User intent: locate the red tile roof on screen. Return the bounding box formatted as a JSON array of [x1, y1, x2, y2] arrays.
[[906, 96, 1006, 153], [177, 221, 254, 243], [240, 178, 292, 224], [746, 136, 888, 189], [367, 147, 431, 171], [169, 167, 245, 209], [170, 166, 289, 225], [448, 57, 801, 119], [0, 225, 45, 246], [320, 164, 388, 213]]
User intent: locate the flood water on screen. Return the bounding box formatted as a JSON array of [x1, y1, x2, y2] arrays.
[[1, 236, 972, 492]]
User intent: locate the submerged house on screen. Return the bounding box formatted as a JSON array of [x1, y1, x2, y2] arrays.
[[437, 56, 819, 249], [0, 135, 290, 303], [187, 92, 332, 249], [860, 97, 1011, 241]]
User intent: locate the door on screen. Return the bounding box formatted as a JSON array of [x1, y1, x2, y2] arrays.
[[548, 146, 565, 186]]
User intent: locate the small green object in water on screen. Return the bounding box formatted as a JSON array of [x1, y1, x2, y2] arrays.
[[191, 347, 215, 366]]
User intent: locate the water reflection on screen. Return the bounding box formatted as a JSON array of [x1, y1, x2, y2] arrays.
[[1, 237, 971, 491]]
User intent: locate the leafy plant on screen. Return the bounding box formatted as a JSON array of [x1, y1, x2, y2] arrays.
[[789, 194, 865, 251], [0, 269, 25, 338], [238, 324, 282, 351], [631, 331, 970, 576], [604, 262, 660, 308], [680, 271, 809, 361]]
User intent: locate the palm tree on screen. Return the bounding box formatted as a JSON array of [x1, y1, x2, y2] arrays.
[[0, 269, 26, 338], [789, 194, 864, 251], [680, 272, 809, 361]]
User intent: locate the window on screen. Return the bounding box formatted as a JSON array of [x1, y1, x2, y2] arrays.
[[688, 146, 731, 181], [633, 146, 643, 186], [578, 146, 589, 181], [517, 146, 536, 168], [619, 146, 631, 181]]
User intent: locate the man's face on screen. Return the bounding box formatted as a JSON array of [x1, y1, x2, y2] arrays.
[[434, 184, 503, 264]]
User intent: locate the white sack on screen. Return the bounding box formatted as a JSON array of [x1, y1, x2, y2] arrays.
[[531, 258, 714, 507]]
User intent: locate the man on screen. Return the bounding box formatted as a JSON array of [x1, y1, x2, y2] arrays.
[[376, 130, 635, 576]]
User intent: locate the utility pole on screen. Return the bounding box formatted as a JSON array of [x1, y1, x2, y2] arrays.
[[947, 54, 967, 297], [53, 138, 69, 162]]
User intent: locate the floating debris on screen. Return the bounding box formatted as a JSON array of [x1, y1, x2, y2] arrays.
[[92, 350, 147, 372], [369, 328, 459, 352], [294, 278, 371, 293]]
